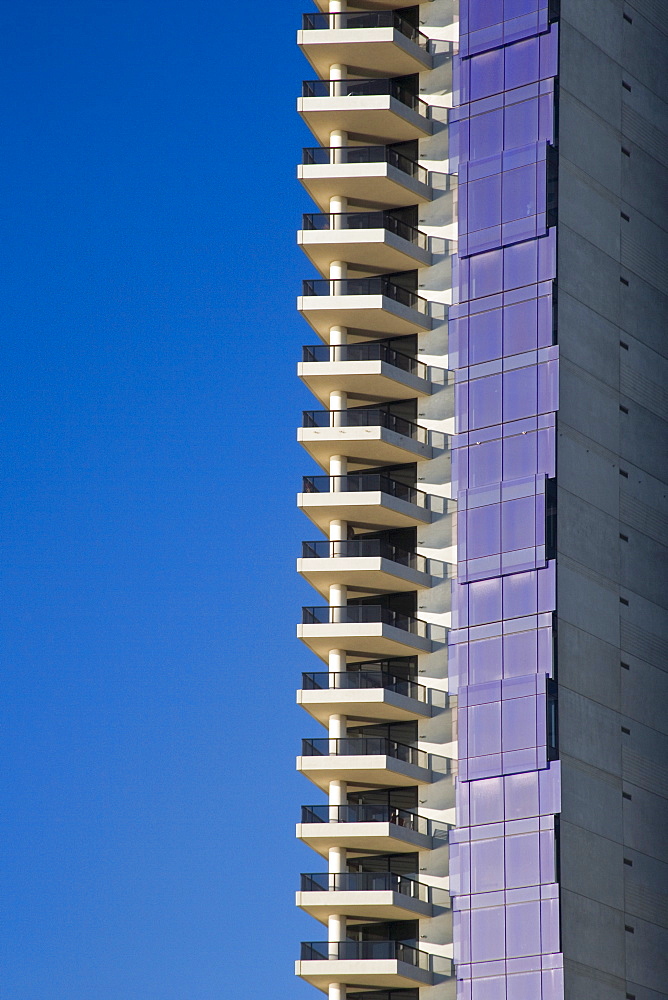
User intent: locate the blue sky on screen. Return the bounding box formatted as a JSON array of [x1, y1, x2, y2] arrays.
[[0, 2, 321, 997]]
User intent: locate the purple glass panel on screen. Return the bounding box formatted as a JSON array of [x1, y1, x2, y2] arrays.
[[470, 374, 503, 429], [471, 906, 506, 961], [505, 99, 539, 148], [503, 495, 537, 550], [504, 770, 539, 819], [469, 0, 504, 31], [470, 248, 503, 297], [506, 901, 541, 957], [504, 297, 538, 355], [505, 38, 540, 89], [471, 837, 505, 892], [504, 238, 538, 288], [471, 110, 504, 158], [468, 503, 502, 558], [470, 49, 505, 101], [503, 570, 537, 618], [469, 701, 502, 756], [469, 635, 503, 684], [507, 971, 542, 1000], [469, 440, 503, 487], [470, 307, 503, 363], [503, 695, 537, 750], [503, 164, 537, 222], [506, 831, 541, 888], [472, 977, 506, 1000], [470, 776, 504, 824], [469, 577, 503, 624], [469, 173, 502, 232], [504, 628, 539, 675]]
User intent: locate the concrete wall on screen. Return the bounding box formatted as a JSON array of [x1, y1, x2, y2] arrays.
[[556, 1, 668, 997]]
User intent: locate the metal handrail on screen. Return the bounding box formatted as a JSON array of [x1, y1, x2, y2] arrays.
[[302, 211, 428, 251], [301, 78, 430, 119], [301, 275, 430, 315], [300, 802, 428, 833], [302, 735, 429, 769], [301, 10, 430, 52], [301, 538, 427, 573], [300, 939, 431, 969], [300, 871, 428, 901], [301, 605, 428, 637], [301, 342, 428, 379], [301, 408, 428, 444], [301, 669, 427, 702], [301, 145, 428, 185], [301, 472, 431, 507]]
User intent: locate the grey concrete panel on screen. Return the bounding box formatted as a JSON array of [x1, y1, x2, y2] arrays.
[[558, 425, 620, 519], [560, 888, 626, 979], [559, 621, 621, 714], [557, 487, 620, 583], [559, 20, 623, 130], [557, 290, 621, 393], [622, 658, 668, 736], [561, 757, 623, 843], [559, 687, 623, 776], [560, 819, 625, 909], [625, 916, 668, 995]]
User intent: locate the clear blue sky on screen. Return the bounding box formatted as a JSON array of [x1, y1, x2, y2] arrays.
[[0, 2, 321, 997]]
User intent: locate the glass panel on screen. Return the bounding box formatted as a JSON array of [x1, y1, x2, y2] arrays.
[[469, 701, 502, 756], [470, 836, 505, 892], [470, 775, 504, 825], [505, 832, 541, 888], [505, 900, 541, 957], [470, 109, 504, 158], [470, 307, 503, 363]]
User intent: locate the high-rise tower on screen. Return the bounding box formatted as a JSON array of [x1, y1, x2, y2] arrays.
[[293, 3, 668, 1000]]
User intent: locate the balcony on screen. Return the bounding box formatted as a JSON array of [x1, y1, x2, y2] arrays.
[[298, 473, 451, 534], [298, 276, 436, 340], [298, 11, 432, 79], [298, 605, 435, 659], [299, 145, 432, 211], [296, 939, 435, 990], [297, 664, 432, 725], [298, 538, 434, 599], [297, 803, 432, 856], [298, 211, 432, 276], [298, 409, 432, 471], [299, 343, 435, 405], [297, 736, 434, 792], [298, 78, 433, 147], [297, 871, 433, 922]]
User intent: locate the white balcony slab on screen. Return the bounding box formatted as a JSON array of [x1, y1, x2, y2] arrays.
[[298, 160, 433, 212], [298, 95, 433, 147], [298, 27, 432, 79], [295, 956, 434, 990], [298, 227, 432, 277], [296, 818, 433, 857], [297, 685, 432, 725], [297, 619, 433, 659], [296, 887, 433, 923], [298, 358, 433, 405], [298, 488, 433, 533], [296, 751, 434, 792], [298, 425, 432, 472], [298, 291, 433, 338]]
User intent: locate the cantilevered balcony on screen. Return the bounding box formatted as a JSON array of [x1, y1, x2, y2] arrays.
[[296, 940, 435, 990], [298, 11, 432, 79], [298, 473, 450, 534], [298, 604, 435, 659], [299, 145, 432, 211], [298, 538, 434, 598], [297, 736, 434, 792], [299, 343, 435, 405], [298, 276, 435, 339], [298, 409, 432, 470], [298, 211, 432, 276], [297, 871, 433, 922], [298, 663, 432, 725], [298, 78, 433, 147], [297, 803, 432, 856]]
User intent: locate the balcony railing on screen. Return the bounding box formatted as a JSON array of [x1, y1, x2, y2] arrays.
[[302, 409, 428, 444], [301, 538, 427, 573], [300, 940, 431, 970], [302, 472, 432, 508], [302, 605, 428, 637], [300, 871, 428, 901], [301, 10, 430, 52], [301, 802, 428, 834], [302, 78, 430, 119], [301, 342, 428, 379], [302, 211, 428, 251], [302, 276, 430, 316], [301, 668, 427, 703], [302, 736, 429, 769], [302, 145, 428, 186]]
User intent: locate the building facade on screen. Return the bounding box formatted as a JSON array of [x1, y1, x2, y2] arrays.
[[293, 3, 668, 1000]]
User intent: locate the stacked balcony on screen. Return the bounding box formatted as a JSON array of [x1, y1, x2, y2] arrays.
[[295, 3, 451, 995]]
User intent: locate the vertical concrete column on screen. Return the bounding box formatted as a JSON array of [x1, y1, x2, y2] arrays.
[[329, 583, 347, 624], [328, 913, 347, 954], [329, 454, 348, 490], [330, 389, 347, 429], [329, 648, 346, 674], [328, 987, 346, 1000], [328, 777, 347, 822], [329, 325, 347, 363], [330, 63, 347, 98], [330, 128, 348, 165], [330, 194, 347, 231], [328, 845, 347, 890], [329, 518, 347, 558]]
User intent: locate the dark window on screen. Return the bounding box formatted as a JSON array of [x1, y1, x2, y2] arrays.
[[622, 81, 632, 92]]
